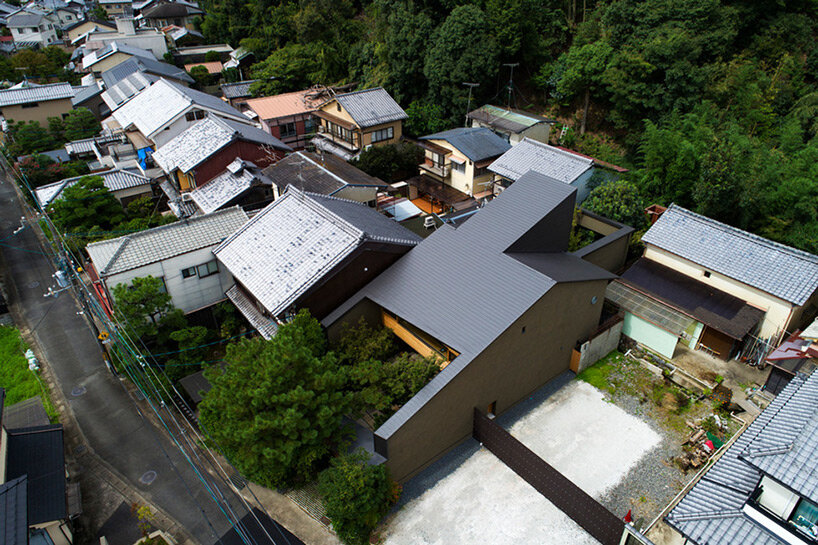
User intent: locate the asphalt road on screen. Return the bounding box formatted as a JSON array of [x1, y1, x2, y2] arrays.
[[0, 172, 259, 545]]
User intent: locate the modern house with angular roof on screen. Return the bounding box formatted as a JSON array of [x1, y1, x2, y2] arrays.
[[86, 206, 248, 314], [323, 171, 632, 481], [467, 104, 555, 145], [613, 205, 818, 362], [312, 87, 407, 159], [245, 88, 323, 150], [152, 115, 290, 196], [215, 188, 421, 339], [666, 369, 818, 545], [489, 137, 597, 202], [261, 151, 387, 205], [417, 127, 511, 199]]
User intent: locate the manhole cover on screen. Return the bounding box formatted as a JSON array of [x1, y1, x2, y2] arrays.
[[28, 281, 39, 288], [71, 386, 86, 397], [139, 471, 157, 485], [74, 444, 86, 455]]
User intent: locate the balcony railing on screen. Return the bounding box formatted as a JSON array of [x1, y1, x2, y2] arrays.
[[316, 126, 359, 151], [419, 161, 451, 179]]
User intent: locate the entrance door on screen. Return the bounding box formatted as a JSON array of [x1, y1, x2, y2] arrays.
[[698, 327, 734, 360]]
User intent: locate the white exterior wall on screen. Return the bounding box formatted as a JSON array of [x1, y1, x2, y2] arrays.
[[644, 245, 794, 339], [11, 24, 58, 46], [757, 476, 800, 520], [86, 33, 168, 58], [103, 246, 232, 313]]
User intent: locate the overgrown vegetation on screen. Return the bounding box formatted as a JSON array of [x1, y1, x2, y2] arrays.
[[0, 325, 58, 421], [350, 142, 422, 183], [6, 108, 101, 157]]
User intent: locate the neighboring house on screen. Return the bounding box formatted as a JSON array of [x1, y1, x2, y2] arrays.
[[140, 0, 202, 29], [762, 321, 818, 395], [99, 70, 156, 112], [84, 17, 167, 58], [220, 79, 257, 109], [488, 137, 596, 202], [109, 77, 254, 148], [161, 24, 204, 47], [183, 60, 222, 75], [312, 87, 407, 160], [215, 187, 421, 338], [245, 88, 322, 150], [0, 82, 74, 125], [98, 0, 132, 17], [63, 132, 128, 159], [71, 82, 109, 120], [188, 158, 274, 215], [467, 104, 554, 145], [610, 205, 818, 362], [49, 6, 82, 28], [86, 206, 248, 314], [261, 151, 386, 205], [81, 41, 155, 73], [100, 55, 194, 88], [0, 389, 78, 545], [7, 7, 58, 47], [666, 370, 818, 545], [170, 43, 232, 65], [322, 171, 631, 482], [64, 18, 116, 42], [151, 114, 290, 194], [0, 1, 19, 25], [417, 127, 511, 199], [34, 168, 152, 208]]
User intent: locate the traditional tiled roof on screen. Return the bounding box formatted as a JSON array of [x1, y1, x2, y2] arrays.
[[7, 8, 46, 26], [666, 371, 818, 544], [467, 104, 554, 134], [489, 137, 593, 183], [214, 188, 419, 318], [0, 82, 74, 107], [0, 476, 28, 545], [329, 87, 407, 128], [101, 55, 194, 87], [64, 133, 127, 156], [245, 89, 320, 120], [142, 0, 202, 18], [220, 80, 257, 100], [3, 396, 50, 430], [111, 78, 248, 139], [642, 205, 818, 306], [151, 115, 289, 174], [420, 127, 511, 163], [5, 425, 66, 525], [35, 169, 151, 207], [189, 159, 265, 214], [86, 206, 248, 276]]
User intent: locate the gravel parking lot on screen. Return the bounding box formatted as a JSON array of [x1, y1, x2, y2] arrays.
[[382, 379, 662, 545]]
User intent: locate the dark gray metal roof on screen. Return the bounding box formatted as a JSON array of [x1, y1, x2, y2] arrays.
[[220, 80, 257, 99], [420, 127, 511, 163], [667, 371, 818, 545], [71, 82, 103, 106], [642, 205, 818, 306], [3, 396, 50, 430], [262, 151, 386, 195], [332, 87, 407, 128], [310, 193, 422, 245], [0, 476, 28, 545], [6, 424, 66, 525], [324, 171, 614, 439], [178, 369, 212, 404], [101, 56, 194, 87]]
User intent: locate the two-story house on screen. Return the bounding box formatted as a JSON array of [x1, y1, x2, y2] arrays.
[[417, 127, 511, 198], [0, 81, 74, 125], [666, 369, 818, 545], [312, 87, 407, 160], [83, 17, 167, 58], [6, 7, 58, 48], [65, 18, 117, 43], [81, 41, 156, 74], [467, 104, 554, 145], [140, 0, 203, 30], [98, 0, 132, 17], [245, 88, 322, 150], [86, 206, 249, 315]]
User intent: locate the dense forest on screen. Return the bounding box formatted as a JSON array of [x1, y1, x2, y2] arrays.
[[199, 0, 818, 251]]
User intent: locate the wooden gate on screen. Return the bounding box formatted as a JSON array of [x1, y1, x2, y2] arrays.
[[473, 409, 625, 545]]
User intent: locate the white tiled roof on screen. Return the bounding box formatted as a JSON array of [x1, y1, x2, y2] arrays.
[[642, 204, 818, 305], [488, 137, 593, 183], [87, 206, 248, 276], [0, 82, 74, 107], [35, 169, 150, 207], [189, 159, 258, 214]]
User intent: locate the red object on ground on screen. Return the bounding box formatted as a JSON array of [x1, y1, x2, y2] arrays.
[[703, 440, 715, 452], [624, 510, 633, 523]]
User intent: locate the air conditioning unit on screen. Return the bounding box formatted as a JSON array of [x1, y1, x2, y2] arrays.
[[181, 192, 194, 202]]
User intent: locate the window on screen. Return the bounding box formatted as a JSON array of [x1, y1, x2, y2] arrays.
[[21, 102, 39, 109], [474, 165, 490, 177], [181, 266, 196, 278], [157, 276, 167, 293], [703, 271, 711, 278], [304, 117, 315, 134], [370, 126, 394, 143], [452, 161, 465, 174], [197, 260, 218, 278], [185, 110, 206, 122], [336, 103, 341, 112], [790, 498, 818, 537], [279, 122, 296, 138]]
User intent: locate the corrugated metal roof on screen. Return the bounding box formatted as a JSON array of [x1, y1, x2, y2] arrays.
[[221, 80, 257, 100], [101, 71, 156, 110], [101, 56, 194, 87], [225, 285, 279, 340], [6, 424, 66, 525], [215, 188, 419, 317], [420, 127, 511, 162], [152, 115, 288, 174], [35, 169, 151, 207], [467, 104, 554, 133], [489, 137, 593, 183], [642, 205, 818, 305], [667, 371, 818, 545], [245, 89, 320, 120], [3, 396, 50, 430], [0, 82, 74, 107], [332, 87, 407, 128], [262, 151, 385, 195], [0, 476, 27, 545], [189, 159, 259, 214], [87, 206, 248, 276], [184, 61, 223, 74]]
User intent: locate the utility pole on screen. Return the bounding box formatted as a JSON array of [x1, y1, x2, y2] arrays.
[[503, 63, 519, 109], [463, 82, 479, 127]]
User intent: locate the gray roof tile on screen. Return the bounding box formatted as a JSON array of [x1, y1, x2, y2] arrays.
[[87, 206, 248, 276], [221, 80, 257, 99], [35, 169, 151, 207], [642, 205, 818, 305], [420, 127, 511, 162], [189, 159, 262, 214], [489, 137, 593, 183], [0, 82, 74, 107], [332, 87, 407, 128], [101, 56, 194, 87]]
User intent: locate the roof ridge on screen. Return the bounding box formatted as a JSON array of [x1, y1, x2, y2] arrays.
[[298, 151, 351, 188], [295, 189, 365, 241], [336, 86, 384, 98], [99, 236, 131, 274], [666, 204, 818, 264]]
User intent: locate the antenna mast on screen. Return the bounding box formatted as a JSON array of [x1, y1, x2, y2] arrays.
[[503, 63, 519, 109], [463, 82, 479, 127]]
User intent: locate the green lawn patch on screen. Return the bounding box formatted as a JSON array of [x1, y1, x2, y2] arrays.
[[576, 350, 621, 392], [0, 325, 59, 421]]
